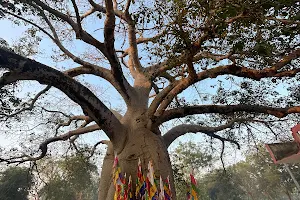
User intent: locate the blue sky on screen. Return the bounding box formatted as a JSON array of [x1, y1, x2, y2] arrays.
[[0, 20, 27, 43]]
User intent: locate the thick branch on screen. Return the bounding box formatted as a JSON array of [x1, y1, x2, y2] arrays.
[[88, 0, 125, 20], [39, 124, 100, 157], [187, 54, 197, 80], [104, 0, 132, 101], [154, 48, 300, 116], [80, 7, 96, 20], [65, 65, 111, 79], [64, 66, 131, 104], [124, 11, 144, 74], [156, 104, 300, 126], [147, 81, 178, 119], [0, 48, 125, 149], [163, 119, 245, 147]]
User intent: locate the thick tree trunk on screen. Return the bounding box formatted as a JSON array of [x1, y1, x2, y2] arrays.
[[99, 127, 176, 200], [98, 77, 176, 199]]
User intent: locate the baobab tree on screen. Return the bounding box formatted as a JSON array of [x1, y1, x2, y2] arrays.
[[0, 0, 300, 199]]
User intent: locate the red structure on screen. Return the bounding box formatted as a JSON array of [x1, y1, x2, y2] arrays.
[[265, 124, 300, 164]]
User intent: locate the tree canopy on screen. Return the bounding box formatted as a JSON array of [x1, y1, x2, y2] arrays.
[[0, 0, 299, 199]]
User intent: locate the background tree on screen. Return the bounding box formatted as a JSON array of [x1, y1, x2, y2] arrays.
[[171, 141, 300, 199], [233, 146, 300, 200], [171, 141, 246, 200], [201, 146, 300, 200], [37, 153, 98, 200], [0, 167, 32, 200], [171, 141, 214, 199], [0, 0, 300, 199], [204, 169, 246, 200]]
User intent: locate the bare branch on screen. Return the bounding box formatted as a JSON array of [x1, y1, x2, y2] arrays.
[[40, 124, 100, 155], [136, 31, 167, 44], [30, 0, 74, 25], [31, 0, 108, 54], [40, 107, 71, 118], [153, 48, 300, 117], [69, 119, 92, 144], [0, 113, 104, 164], [155, 104, 300, 126], [220, 140, 226, 171], [70, 0, 83, 36], [0, 123, 101, 164], [0, 8, 55, 41], [266, 16, 300, 25], [0, 48, 126, 149], [124, 0, 131, 14], [194, 51, 233, 62], [0, 154, 41, 164], [80, 7, 96, 20], [24, 3, 129, 101], [163, 118, 245, 147], [88, 140, 109, 158], [37, 8, 95, 67], [0, 85, 51, 120], [55, 115, 91, 135]]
